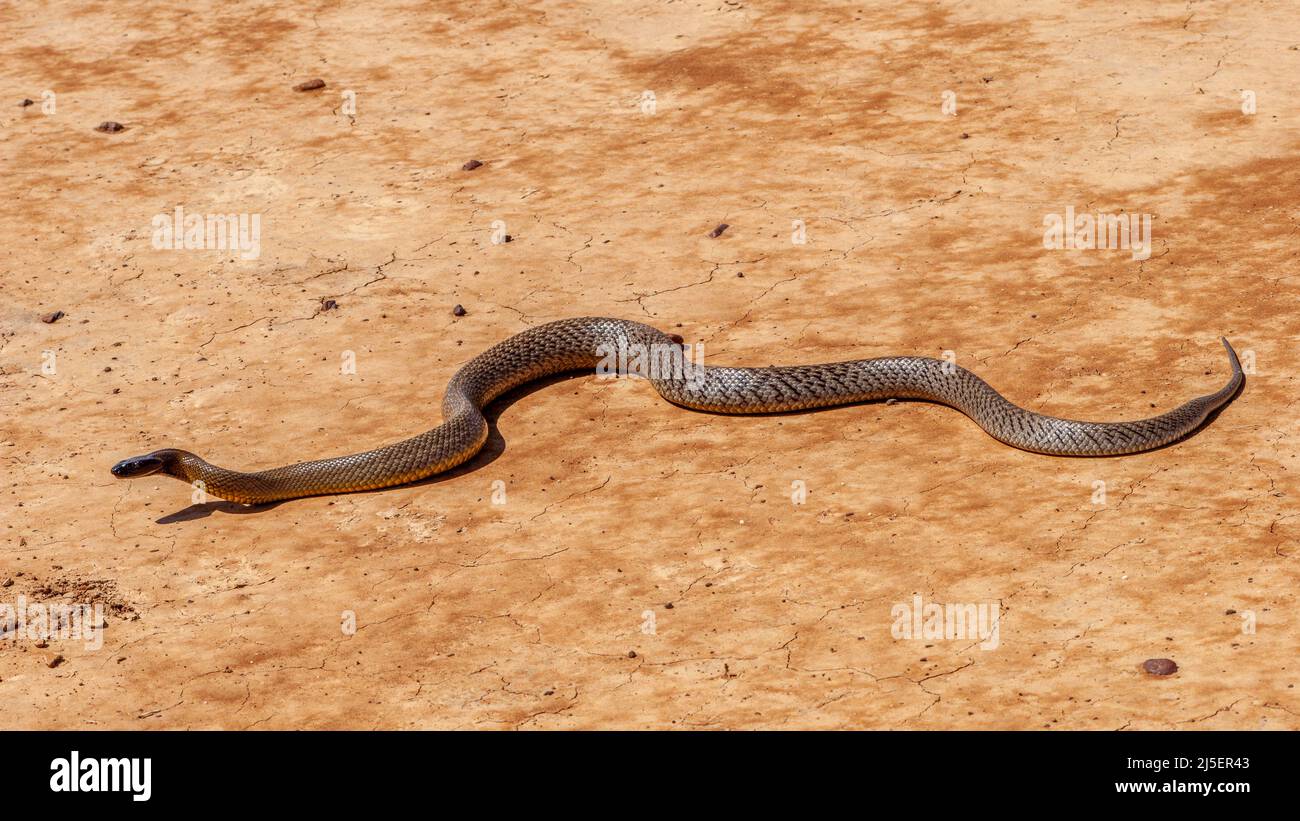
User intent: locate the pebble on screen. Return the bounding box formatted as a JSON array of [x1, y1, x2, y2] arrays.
[[1142, 658, 1178, 676], [461, 160, 483, 171], [20, 98, 34, 107], [452, 304, 467, 317], [41, 310, 64, 323], [95, 121, 125, 133], [320, 299, 338, 311], [293, 79, 326, 92], [627, 651, 637, 659], [48, 655, 65, 668], [708, 223, 729, 238]]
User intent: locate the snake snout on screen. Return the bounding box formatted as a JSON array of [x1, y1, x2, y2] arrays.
[[111, 454, 165, 478]]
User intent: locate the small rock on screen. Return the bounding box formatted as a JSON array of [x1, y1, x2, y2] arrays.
[[452, 304, 467, 317], [35, 640, 49, 649], [461, 159, 483, 171], [95, 121, 125, 133], [48, 655, 65, 668], [293, 79, 326, 92], [41, 310, 65, 323], [664, 602, 674, 609], [627, 650, 637, 659], [708, 223, 730, 238], [320, 298, 338, 311], [1225, 609, 1237, 615], [502, 234, 513, 243], [1, 578, 11, 587], [1142, 658, 1178, 676], [20, 98, 34, 107]]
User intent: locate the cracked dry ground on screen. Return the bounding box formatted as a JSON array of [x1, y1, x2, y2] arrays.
[[1, 0, 1297, 729]]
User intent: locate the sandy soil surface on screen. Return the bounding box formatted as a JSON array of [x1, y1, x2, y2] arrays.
[[1, 0, 1296, 729]]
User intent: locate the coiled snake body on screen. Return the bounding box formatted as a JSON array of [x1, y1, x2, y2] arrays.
[[111, 317, 1243, 505]]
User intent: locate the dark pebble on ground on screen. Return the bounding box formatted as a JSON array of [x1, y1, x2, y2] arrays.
[[1142, 658, 1178, 676], [41, 310, 64, 323], [294, 79, 326, 92], [95, 121, 124, 133], [462, 160, 483, 171], [452, 304, 467, 316], [708, 223, 729, 238]]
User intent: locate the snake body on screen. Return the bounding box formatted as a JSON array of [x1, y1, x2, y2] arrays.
[[111, 317, 1243, 505]]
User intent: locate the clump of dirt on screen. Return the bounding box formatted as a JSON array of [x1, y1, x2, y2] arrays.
[[22, 574, 138, 620]]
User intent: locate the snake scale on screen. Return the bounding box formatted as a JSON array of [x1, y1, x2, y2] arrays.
[[111, 317, 1243, 505]]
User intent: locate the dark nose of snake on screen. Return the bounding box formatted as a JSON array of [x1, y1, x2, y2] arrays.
[[110, 317, 1244, 505]]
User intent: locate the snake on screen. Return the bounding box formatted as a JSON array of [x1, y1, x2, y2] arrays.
[[110, 317, 1243, 505]]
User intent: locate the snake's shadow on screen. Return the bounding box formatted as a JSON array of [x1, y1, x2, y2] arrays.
[[154, 371, 589, 523]]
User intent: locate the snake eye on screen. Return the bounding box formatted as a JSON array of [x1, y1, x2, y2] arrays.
[[111, 454, 165, 478]]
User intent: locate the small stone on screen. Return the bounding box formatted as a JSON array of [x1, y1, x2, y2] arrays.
[[736, 272, 744, 277], [320, 298, 338, 311], [1142, 658, 1178, 676], [1, 578, 11, 587], [95, 121, 125, 133], [35, 640, 49, 649], [627, 650, 637, 659], [293, 79, 326, 92], [452, 304, 467, 317], [461, 159, 483, 171], [48, 655, 65, 668], [664, 602, 674, 609], [20, 98, 34, 107], [1225, 609, 1237, 615], [41, 310, 65, 323], [708, 223, 729, 238]]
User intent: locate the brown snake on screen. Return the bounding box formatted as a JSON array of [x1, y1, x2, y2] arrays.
[[111, 317, 1243, 505]]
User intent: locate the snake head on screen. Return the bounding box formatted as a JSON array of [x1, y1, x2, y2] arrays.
[[110, 452, 167, 478]]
